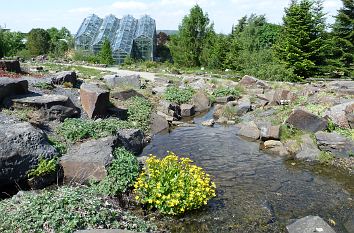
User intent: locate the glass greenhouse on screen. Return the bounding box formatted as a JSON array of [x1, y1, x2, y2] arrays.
[[75, 14, 156, 64]]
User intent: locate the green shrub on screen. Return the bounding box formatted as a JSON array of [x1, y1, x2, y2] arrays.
[[163, 86, 195, 104], [212, 86, 243, 98], [319, 151, 334, 164], [134, 152, 216, 215], [73, 50, 100, 63], [27, 157, 57, 178], [47, 135, 67, 155], [57, 97, 152, 142], [0, 186, 156, 233], [94, 148, 139, 196], [127, 96, 152, 132]]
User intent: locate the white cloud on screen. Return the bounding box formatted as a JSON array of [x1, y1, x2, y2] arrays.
[[112, 1, 149, 10]]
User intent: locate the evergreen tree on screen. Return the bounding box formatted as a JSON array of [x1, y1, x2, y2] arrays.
[[27, 28, 51, 56], [332, 0, 354, 70], [170, 5, 214, 67], [276, 0, 328, 78], [99, 38, 115, 65]]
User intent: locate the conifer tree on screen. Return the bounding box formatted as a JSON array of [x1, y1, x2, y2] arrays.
[[276, 0, 327, 78], [332, 0, 354, 70], [99, 38, 115, 65]]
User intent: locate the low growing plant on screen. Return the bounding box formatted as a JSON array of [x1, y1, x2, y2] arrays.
[[212, 86, 243, 98], [319, 151, 334, 164], [127, 96, 152, 132], [93, 148, 140, 196], [27, 157, 58, 178], [0, 186, 156, 233], [33, 82, 54, 90], [163, 86, 195, 104], [134, 152, 216, 215]]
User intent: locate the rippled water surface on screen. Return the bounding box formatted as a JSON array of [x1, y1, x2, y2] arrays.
[[142, 110, 354, 233]]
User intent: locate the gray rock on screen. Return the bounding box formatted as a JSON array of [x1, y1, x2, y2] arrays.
[[158, 100, 181, 119], [261, 140, 289, 156], [215, 96, 235, 103], [0, 60, 21, 73], [237, 97, 251, 115], [315, 131, 354, 157], [324, 101, 354, 128], [104, 74, 141, 89], [80, 83, 109, 119], [152, 86, 167, 95], [180, 104, 195, 117], [60, 136, 117, 183], [0, 77, 28, 103], [0, 121, 58, 185], [286, 109, 328, 133], [286, 216, 336, 233], [10, 94, 76, 109], [52, 71, 77, 85], [201, 119, 215, 127], [239, 75, 268, 88], [295, 135, 321, 161], [260, 125, 280, 141], [151, 113, 169, 134], [192, 91, 211, 112], [111, 89, 144, 100], [238, 121, 260, 140], [344, 213, 354, 233], [117, 129, 144, 155], [271, 89, 295, 105], [46, 105, 79, 121], [328, 80, 354, 95]]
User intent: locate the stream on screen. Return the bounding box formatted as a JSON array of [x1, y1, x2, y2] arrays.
[[141, 109, 354, 233]]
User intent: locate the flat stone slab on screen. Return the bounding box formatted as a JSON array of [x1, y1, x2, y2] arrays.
[[286, 109, 328, 133], [11, 94, 71, 108], [315, 131, 354, 157], [286, 216, 336, 233]]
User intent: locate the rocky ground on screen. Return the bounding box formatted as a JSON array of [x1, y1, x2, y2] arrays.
[[0, 60, 353, 232]]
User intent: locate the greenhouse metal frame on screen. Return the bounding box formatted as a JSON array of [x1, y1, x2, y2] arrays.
[[75, 14, 156, 64]]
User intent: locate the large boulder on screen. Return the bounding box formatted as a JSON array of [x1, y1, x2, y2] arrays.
[[0, 77, 28, 103], [191, 91, 211, 112], [238, 121, 260, 140], [60, 136, 117, 183], [286, 109, 328, 133], [239, 75, 268, 88], [116, 129, 144, 155], [151, 113, 169, 134], [80, 83, 109, 119], [0, 121, 58, 185], [324, 101, 354, 128], [328, 80, 354, 95], [52, 71, 77, 86], [0, 60, 21, 73], [295, 134, 321, 161], [104, 74, 141, 89], [260, 125, 280, 141], [261, 140, 289, 156], [315, 131, 354, 157], [269, 89, 295, 105], [236, 97, 251, 115], [158, 100, 181, 119], [286, 216, 336, 233], [180, 104, 195, 117]]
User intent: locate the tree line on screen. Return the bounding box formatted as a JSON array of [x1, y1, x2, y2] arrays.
[[169, 0, 353, 81]]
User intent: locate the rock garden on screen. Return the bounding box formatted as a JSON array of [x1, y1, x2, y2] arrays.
[[0, 60, 353, 233]]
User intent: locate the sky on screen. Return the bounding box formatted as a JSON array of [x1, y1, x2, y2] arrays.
[[0, 0, 343, 34]]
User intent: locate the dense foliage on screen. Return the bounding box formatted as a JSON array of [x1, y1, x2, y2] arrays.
[[99, 38, 115, 65], [212, 86, 243, 98], [27, 28, 51, 56], [27, 158, 58, 178], [0, 186, 156, 233], [0, 28, 25, 58], [134, 152, 216, 215], [57, 97, 152, 142], [163, 86, 195, 104], [94, 148, 140, 196]]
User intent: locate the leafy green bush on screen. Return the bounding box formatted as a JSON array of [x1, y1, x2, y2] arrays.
[[27, 158, 58, 178], [212, 86, 243, 98], [72, 50, 100, 63], [134, 152, 216, 215], [163, 86, 195, 104], [94, 148, 139, 196], [0, 186, 156, 233]]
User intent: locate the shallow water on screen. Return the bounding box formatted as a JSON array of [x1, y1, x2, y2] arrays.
[[142, 110, 354, 233]]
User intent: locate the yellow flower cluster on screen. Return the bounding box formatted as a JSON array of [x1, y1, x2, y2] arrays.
[[134, 151, 216, 215]]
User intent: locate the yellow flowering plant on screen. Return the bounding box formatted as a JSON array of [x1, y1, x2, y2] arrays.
[[134, 151, 216, 215]]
